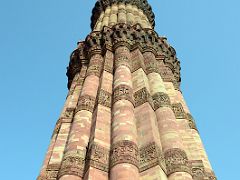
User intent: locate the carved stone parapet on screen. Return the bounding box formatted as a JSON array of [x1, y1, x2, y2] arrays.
[[152, 92, 171, 110], [58, 151, 85, 178], [139, 142, 166, 173], [164, 148, 191, 175], [190, 160, 205, 180], [98, 89, 112, 108], [110, 140, 139, 168], [85, 143, 110, 172], [134, 87, 154, 109], [86, 54, 103, 77], [186, 113, 198, 131], [172, 103, 187, 119], [76, 95, 96, 113], [113, 85, 134, 105], [145, 61, 160, 75]]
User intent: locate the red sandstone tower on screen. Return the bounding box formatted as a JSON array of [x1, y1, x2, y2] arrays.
[[38, 1, 216, 180]]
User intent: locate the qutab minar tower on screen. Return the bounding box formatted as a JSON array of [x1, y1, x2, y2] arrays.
[[38, 0, 216, 180]]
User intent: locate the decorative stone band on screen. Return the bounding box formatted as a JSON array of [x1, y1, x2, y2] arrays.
[[164, 148, 191, 176], [37, 170, 58, 180], [85, 143, 110, 172], [186, 113, 198, 131], [134, 87, 154, 109], [76, 95, 96, 113], [67, 24, 181, 90], [172, 103, 187, 119], [37, 163, 61, 180], [190, 160, 217, 180], [110, 140, 139, 168], [113, 85, 134, 105], [189, 160, 205, 180], [58, 151, 85, 179], [98, 89, 112, 108], [86, 54, 104, 78], [91, 0, 155, 30], [145, 60, 160, 75], [152, 92, 172, 110], [114, 56, 132, 70], [139, 142, 166, 173]]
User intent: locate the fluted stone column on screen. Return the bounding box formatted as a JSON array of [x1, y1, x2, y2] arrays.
[[58, 42, 104, 179], [143, 49, 193, 180], [38, 67, 86, 180], [83, 50, 114, 180], [131, 48, 168, 180], [110, 43, 139, 180]]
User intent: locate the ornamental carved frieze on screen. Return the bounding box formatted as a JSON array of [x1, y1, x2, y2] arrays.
[[63, 107, 75, 119], [190, 160, 205, 180], [186, 113, 198, 131], [159, 66, 175, 82], [164, 148, 191, 175], [110, 140, 139, 168], [76, 95, 96, 113], [67, 24, 181, 90], [152, 92, 171, 110], [134, 87, 154, 109], [86, 54, 104, 77], [172, 103, 187, 119], [58, 151, 85, 178], [98, 89, 112, 108], [139, 142, 166, 173], [85, 143, 110, 172], [113, 85, 134, 105]]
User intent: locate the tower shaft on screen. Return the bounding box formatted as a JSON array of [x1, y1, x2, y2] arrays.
[[38, 1, 216, 180]]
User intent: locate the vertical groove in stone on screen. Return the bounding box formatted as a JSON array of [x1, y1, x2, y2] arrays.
[[110, 46, 139, 180], [58, 53, 104, 180], [94, 4, 152, 31], [132, 48, 168, 179], [143, 50, 193, 179], [83, 50, 113, 180]]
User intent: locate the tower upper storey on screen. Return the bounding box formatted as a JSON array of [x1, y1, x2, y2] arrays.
[[91, 0, 155, 31]]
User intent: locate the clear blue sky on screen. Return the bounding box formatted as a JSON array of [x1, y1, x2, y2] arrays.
[[0, 0, 239, 179]]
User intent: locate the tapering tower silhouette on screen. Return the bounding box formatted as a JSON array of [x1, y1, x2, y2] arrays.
[[38, 1, 216, 179]]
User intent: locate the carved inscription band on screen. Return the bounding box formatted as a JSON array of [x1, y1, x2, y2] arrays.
[[164, 148, 191, 175], [113, 85, 134, 105], [86, 143, 110, 172], [58, 151, 85, 178], [98, 89, 112, 108], [172, 103, 187, 119], [152, 92, 171, 110], [139, 142, 166, 173], [76, 95, 96, 113], [134, 87, 154, 109], [110, 140, 139, 168]]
